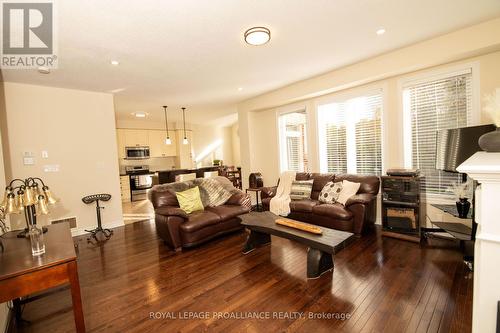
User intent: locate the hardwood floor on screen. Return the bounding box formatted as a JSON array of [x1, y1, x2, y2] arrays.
[[122, 200, 154, 224], [15, 221, 472, 333]]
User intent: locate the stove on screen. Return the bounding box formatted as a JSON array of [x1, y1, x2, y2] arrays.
[[125, 166, 155, 201], [125, 165, 151, 175]]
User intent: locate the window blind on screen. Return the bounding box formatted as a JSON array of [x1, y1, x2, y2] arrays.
[[318, 90, 383, 175], [354, 94, 383, 175], [278, 111, 308, 172], [404, 71, 472, 197], [320, 103, 347, 173]]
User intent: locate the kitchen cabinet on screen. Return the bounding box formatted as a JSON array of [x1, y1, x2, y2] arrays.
[[120, 175, 131, 202], [116, 130, 126, 159], [124, 129, 149, 147], [148, 130, 177, 157], [116, 128, 178, 159], [176, 130, 194, 169]]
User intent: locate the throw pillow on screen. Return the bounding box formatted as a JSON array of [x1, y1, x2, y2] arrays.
[[199, 178, 233, 207], [318, 181, 343, 204], [290, 179, 314, 201], [213, 176, 240, 194], [175, 186, 204, 214], [337, 180, 361, 205]]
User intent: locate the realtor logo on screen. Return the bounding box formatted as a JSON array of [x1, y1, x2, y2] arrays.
[[1, 1, 57, 68]]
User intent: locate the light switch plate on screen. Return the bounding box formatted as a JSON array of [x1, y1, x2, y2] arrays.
[[23, 157, 35, 165], [42, 151, 49, 158]]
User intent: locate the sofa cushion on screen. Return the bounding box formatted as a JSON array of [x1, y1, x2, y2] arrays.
[[199, 178, 233, 206], [149, 188, 179, 209], [337, 180, 361, 205], [289, 199, 320, 213], [334, 174, 380, 195], [295, 173, 312, 181], [213, 176, 240, 194], [179, 210, 221, 233], [155, 206, 188, 219], [312, 203, 353, 220], [310, 173, 335, 200], [176, 187, 204, 214], [207, 205, 248, 220], [290, 180, 314, 200], [318, 181, 342, 204]]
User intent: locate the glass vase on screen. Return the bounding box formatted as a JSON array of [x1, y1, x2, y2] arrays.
[[29, 224, 46, 256]]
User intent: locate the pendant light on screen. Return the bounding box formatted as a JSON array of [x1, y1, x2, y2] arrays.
[[182, 107, 188, 145], [162, 105, 172, 145]]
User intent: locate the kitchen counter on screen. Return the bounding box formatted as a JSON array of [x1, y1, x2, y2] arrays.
[[157, 166, 220, 184]]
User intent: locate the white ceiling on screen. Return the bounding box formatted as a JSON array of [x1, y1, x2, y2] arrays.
[[3, 0, 500, 125]]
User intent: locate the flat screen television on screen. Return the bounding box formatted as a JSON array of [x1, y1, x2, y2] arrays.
[[435, 124, 496, 172]]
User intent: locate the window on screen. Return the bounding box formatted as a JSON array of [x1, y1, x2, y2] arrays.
[[403, 69, 472, 197], [278, 111, 308, 172], [318, 90, 383, 175]]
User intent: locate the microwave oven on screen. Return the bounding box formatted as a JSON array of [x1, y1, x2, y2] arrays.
[[125, 146, 150, 160]]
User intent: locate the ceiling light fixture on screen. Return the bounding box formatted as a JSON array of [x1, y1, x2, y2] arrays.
[[376, 28, 386, 35], [181, 107, 188, 145], [132, 112, 147, 118], [244, 27, 271, 46], [238, 87, 243, 91], [163, 105, 172, 145], [111, 60, 120, 65]]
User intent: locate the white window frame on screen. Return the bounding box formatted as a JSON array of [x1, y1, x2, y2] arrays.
[[314, 84, 386, 175], [277, 102, 309, 173], [399, 62, 480, 201]]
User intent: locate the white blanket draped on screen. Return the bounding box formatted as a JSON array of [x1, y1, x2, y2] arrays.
[[270, 171, 296, 216]]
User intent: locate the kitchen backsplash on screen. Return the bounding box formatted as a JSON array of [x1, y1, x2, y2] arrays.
[[119, 156, 176, 174]]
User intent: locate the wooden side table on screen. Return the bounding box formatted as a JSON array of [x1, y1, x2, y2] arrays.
[[246, 188, 263, 212], [0, 223, 86, 332]]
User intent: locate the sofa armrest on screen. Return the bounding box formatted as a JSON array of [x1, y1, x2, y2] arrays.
[[345, 193, 375, 207], [261, 186, 278, 200], [155, 206, 188, 219], [226, 191, 252, 210], [345, 193, 378, 234], [154, 214, 184, 251]]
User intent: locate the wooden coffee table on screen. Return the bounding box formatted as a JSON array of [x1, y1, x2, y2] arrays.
[[240, 211, 355, 279]]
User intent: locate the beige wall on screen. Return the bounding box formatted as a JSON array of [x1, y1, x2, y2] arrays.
[[2, 82, 123, 235], [0, 76, 9, 333], [191, 124, 236, 167], [238, 18, 500, 189], [231, 123, 241, 167]]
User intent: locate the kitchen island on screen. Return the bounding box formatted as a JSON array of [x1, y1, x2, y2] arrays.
[[157, 166, 221, 184]]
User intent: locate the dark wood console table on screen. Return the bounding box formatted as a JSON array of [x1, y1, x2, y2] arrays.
[[0, 223, 86, 332]]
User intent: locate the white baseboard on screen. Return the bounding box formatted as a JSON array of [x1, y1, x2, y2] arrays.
[[70, 219, 125, 237]]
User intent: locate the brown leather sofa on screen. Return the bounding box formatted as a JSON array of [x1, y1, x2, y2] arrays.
[[261, 173, 380, 235], [150, 182, 251, 251]]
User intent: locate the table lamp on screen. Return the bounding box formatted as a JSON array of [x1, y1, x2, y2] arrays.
[[0, 177, 58, 238]]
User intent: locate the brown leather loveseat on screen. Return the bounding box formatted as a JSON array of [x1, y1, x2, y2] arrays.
[[149, 178, 251, 251], [261, 173, 380, 235]]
